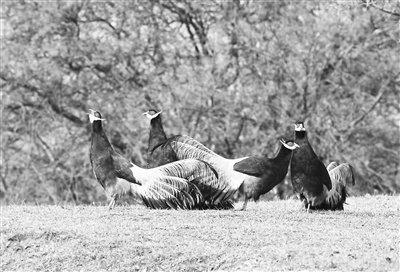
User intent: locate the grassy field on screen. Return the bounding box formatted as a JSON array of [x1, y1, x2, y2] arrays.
[[1, 195, 399, 272]]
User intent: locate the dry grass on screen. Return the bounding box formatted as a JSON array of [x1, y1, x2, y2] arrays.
[[1, 195, 399, 272]]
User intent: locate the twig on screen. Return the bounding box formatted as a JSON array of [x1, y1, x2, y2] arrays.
[[31, 165, 57, 202], [362, 162, 392, 193], [2, 75, 85, 126], [35, 133, 55, 162], [350, 79, 390, 127], [233, 117, 246, 145], [361, 0, 400, 17], [0, 164, 8, 191]]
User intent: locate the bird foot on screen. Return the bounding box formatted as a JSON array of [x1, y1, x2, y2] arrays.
[[108, 198, 116, 210], [240, 200, 248, 211]]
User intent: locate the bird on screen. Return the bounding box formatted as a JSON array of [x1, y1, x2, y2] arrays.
[[290, 121, 354, 211], [88, 109, 220, 210], [142, 110, 237, 209], [232, 138, 300, 210], [142, 109, 177, 168], [142, 111, 259, 207], [143, 109, 240, 209]]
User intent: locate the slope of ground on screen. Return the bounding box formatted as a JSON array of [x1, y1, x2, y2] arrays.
[[1, 195, 399, 271]]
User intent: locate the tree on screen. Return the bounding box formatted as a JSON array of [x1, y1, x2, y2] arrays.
[[1, 0, 399, 204]]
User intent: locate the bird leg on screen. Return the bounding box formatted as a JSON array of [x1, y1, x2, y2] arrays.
[[108, 196, 116, 210], [307, 201, 312, 213], [240, 198, 248, 211], [301, 198, 308, 211]]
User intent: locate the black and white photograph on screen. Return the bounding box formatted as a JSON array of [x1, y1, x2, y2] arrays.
[[1, 0, 399, 271]]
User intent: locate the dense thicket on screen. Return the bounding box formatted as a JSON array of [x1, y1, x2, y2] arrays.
[[1, 0, 399, 204]]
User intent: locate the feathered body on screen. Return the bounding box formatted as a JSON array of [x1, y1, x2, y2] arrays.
[[89, 110, 220, 210], [233, 139, 299, 209], [290, 121, 354, 210], [290, 130, 332, 208], [145, 110, 177, 168], [89, 112, 134, 201]]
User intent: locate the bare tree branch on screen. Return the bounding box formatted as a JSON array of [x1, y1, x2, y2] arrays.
[[361, 0, 400, 17], [1, 75, 85, 126], [350, 78, 390, 127]]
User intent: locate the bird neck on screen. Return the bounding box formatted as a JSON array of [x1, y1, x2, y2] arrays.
[[91, 120, 103, 133], [272, 144, 293, 162], [295, 131, 307, 142], [91, 123, 112, 154], [148, 116, 167, 152]]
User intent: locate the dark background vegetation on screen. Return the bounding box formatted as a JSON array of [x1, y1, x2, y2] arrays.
[[1, 0, 399, 204]]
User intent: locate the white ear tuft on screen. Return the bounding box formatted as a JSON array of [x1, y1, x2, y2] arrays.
[[294, 123, 306, 132], [143, 110, 163, 120], [282, 141, 300, 150], [88, 113, 105, 123]]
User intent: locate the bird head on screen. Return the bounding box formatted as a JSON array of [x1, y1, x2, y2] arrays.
[[280, 138, 300, 150], [142, 109, 162, 120], [294, 121, 306, 132], [87, 109, 105, 123]]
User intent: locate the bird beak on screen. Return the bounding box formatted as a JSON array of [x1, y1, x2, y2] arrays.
[[294, 123, 306, 131], [143, 110, 163, 120], [87, 109, 105, 123], [282, 141, 300, 150]]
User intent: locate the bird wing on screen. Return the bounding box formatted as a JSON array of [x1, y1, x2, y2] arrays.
[[316, 159, 333, 190], [233, 156, 267, 177], [164, 136, 250, 202], [136, 176, 202, 209], [158, 159, 225, 200], [129, 163, 203, 209], [111, 152, 137, 183], [166, 135, 217, 156], [158, 158, 240, 204], [129, 159, 222, 209], [148, 115, 168, 153], [166, 138, 220, 165]]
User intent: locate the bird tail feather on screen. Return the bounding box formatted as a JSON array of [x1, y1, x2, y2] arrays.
[[314, 163, 355, 210]]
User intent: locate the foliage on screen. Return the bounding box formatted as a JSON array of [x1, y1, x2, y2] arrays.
[[1, 0, 399, 204]]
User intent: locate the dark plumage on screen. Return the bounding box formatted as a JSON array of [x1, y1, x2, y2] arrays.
[[290, 121, 333, 210], [290, 121, 354, 211], [89, 109, 220, 210], [143, 109, 177, 167], [233, 139, 300, 210]]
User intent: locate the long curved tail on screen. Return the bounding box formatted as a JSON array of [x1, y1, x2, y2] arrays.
[[119, 159, 234, 210], [313, 163, 355, 210]]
